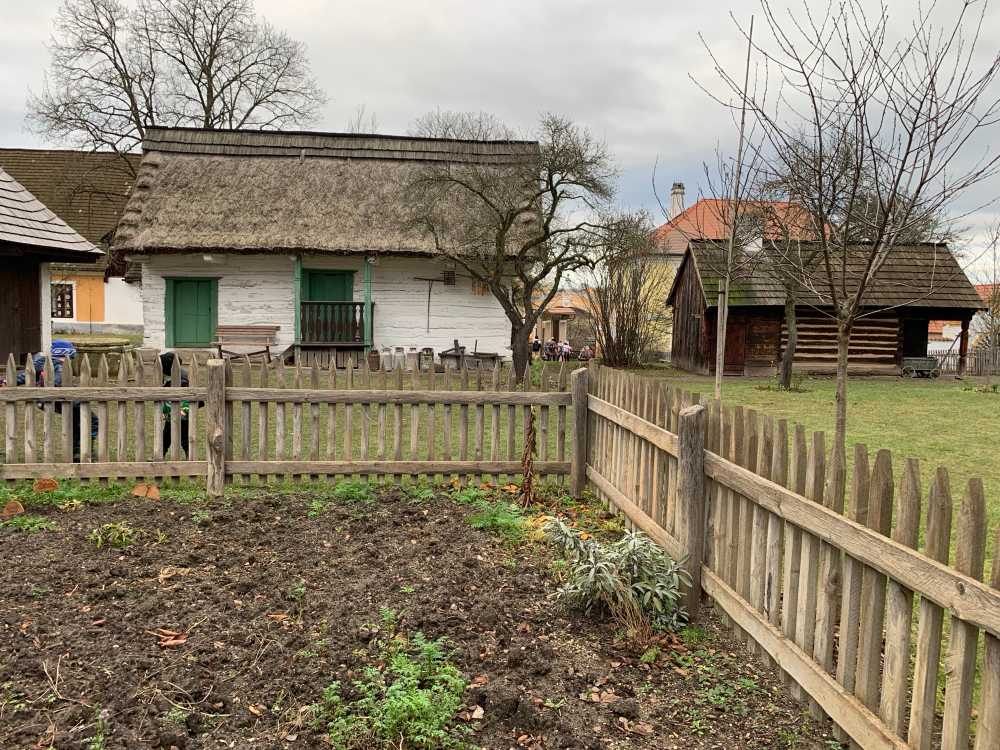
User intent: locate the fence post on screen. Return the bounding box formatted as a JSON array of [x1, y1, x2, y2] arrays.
[[677, 403, 707, 618], [570, 367, 589, 497], [206, 358, 227, 498]]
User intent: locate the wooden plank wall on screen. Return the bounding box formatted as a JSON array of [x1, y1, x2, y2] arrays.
[[781, 310, 899, 372], [586, 364, 1000, 750]]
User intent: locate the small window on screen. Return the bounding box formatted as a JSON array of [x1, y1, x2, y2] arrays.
[[472, 279, 489, 296], [52, 283, 74, 319]]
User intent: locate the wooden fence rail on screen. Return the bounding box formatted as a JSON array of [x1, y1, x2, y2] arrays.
[[583, 363, 1000, 750], [0, 354, 575, 487]]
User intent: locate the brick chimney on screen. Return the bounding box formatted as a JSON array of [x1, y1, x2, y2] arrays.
[[669, 182, 685, 220]]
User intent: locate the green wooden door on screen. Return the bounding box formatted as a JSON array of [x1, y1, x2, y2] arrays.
[[304, 270, 353, 301], [167, 278, 217, 347]]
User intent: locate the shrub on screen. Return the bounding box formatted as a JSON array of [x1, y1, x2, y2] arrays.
[[545, 518, 690, 633], [310, 620, 470, 749], [88, 522, 139, 549]]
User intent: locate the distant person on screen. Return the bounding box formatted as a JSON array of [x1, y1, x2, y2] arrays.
[[531, 337, 542, 360], [11, 340, 96, 462], [578, 344, 594, 361], [159, 352, 191, 457]]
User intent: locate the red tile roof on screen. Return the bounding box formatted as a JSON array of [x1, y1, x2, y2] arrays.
[[653, 198, 817, 255], [975, 283, 998, 303]]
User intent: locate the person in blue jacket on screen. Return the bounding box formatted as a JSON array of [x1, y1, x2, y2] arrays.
[[14, 340, 97, 461]]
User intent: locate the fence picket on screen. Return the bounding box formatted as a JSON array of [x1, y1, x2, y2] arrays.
[[344, 357, 354, 465], [4, 354, 16, 471], [835, 444, 870, 736], [80, 357, 93, 466], [940, 479, 987, 750], [792, 430, 825, 701], [765, 419, 787, 631], [23, 355, 35, 465], [975, 526, 1000, 750], [44, 357, 56, 464], [908, 468, 954, 750], [812, 439, 846, 717], [61, 355, 74, 464], [855, 450, 894, 714], [878, 458, 921, 734]]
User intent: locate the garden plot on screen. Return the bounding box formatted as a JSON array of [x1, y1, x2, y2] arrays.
[[1, 482, 834, 749]]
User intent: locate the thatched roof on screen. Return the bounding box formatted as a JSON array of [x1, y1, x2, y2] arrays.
[[0, 166, 102, 261], [667, 241, 985, 311], [113, 127, 540, 255]]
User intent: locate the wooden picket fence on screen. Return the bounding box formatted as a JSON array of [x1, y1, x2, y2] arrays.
[[0, 352, 575, 486], [582, 363, 999, 750], [5, 350, 1000, 748]]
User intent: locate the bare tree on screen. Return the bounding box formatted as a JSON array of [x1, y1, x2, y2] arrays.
[[346, 104, 378, 134], [708, 0, 1000, 449], [29, 0, 325, 158], [582, 212, 672, 368], [404, 112, 616, 380]]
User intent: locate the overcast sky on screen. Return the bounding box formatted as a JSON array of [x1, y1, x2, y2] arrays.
[[2, 0, 999, 275]]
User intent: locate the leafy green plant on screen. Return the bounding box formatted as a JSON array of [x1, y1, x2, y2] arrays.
[[450, 486, 490, 505], [0, 514, 56, 533], [85, 708, 109, 750], [545, 518, 690, 633], [309, 480, 375, 516], [402, 482, 436, 504], [310, 617, 470, 749], [88, 522, 139, 549], [468, 500, 526, 545]]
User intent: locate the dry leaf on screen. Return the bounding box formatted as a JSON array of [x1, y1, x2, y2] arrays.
[[471, 705, 484, 720], [157, 566, 192, 584], [32, 478, 58, 493], [1, 500, 25, 519]]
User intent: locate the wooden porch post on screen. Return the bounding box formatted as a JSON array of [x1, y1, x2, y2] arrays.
[[363, 257, 374, 351], [293, 255, 302, 345], [959, 317, 971, 376]]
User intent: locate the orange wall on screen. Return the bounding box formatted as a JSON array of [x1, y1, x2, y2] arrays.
[[53, 274, 105, 322]]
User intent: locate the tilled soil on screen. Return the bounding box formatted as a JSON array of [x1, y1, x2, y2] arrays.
[[1, 487, 835, 749]]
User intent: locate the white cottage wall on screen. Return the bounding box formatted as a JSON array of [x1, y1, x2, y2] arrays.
[[141, 254, 296, 350], [140, 254, 511, 357]]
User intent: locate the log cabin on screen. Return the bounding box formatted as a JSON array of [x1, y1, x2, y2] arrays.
[[112, 127, 537, 365], [0, 167, 102, 361], [666, 241, 984, 375]]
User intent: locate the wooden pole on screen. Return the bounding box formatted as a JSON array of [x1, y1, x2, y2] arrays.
[[570, 367, 589, 497], [677, 402, 707, 618], [206, 359, 227, 498]]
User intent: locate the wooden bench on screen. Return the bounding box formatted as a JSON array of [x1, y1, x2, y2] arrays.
[[213, 325, 281, 362]]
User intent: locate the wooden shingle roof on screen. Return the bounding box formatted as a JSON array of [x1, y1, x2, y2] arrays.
[[0, 149, 139, 247], [0, 166, 102, 260], [668, 241, 984, 311]]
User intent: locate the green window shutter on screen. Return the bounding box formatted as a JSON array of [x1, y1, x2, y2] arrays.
[[165, 279, 175, 348]]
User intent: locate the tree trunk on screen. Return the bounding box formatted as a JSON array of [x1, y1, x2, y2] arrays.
[[714, 289, 728, 400], [510, 325, 533, 386], [779, 297, 798, 389], [834, 320, 852, 452]]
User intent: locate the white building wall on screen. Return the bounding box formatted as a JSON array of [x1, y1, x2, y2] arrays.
[[141, 254, 297, 350], [140, 253, 511, 357], [104, 277, 144, 325]]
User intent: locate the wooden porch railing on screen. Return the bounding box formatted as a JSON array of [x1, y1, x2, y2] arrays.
[[299, 301, 368, 345]]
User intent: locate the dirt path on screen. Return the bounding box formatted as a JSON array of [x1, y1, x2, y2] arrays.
[[1, 485, 836, 749]]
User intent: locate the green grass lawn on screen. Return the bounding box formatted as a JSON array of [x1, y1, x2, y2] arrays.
[[631, 365, 1000, 561]]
